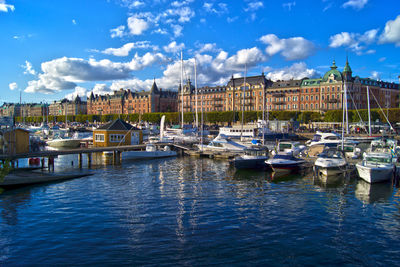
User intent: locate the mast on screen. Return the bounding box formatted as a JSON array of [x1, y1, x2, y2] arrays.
[[180, 51, 184, 129], [194, 58, 198, 130], [341, 84, 345, 150], [201, 81, 204, 151], [240, 64, 246, 141], [367, 86, 371, 136], [262, 79, 265, 146]]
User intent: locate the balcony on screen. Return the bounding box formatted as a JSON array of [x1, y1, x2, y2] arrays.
[[214, 104, 223, 107], [244, 103, 252, 106], [214, 97, 224, 101], [275, 101, 286, 105], [183, 105, 191, 108]]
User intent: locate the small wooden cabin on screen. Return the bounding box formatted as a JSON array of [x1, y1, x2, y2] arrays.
[[1, 128, 30, 154], [93, 119, 142, 147]]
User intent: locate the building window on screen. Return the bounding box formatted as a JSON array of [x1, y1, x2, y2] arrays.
[[306, 96, 309, 100], [95, 134, 105, 142], [310, 95, 313, 101], [110, 134, 125, 143], [316, 95, 318, 100], [315, 103, 318, 109]]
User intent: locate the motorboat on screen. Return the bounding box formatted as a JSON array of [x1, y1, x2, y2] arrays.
[[338, 142, 361, 159], [274, 140, 306, 157], [314, 147, 348, 176], [306, 131, 342, 147], [198, 134, 248, 153], [122, 144, 177, 160], [46, 132, 86, 148], [265, 154, 306, 172], [231, 147, 269, 169], [219, 125, 257, 139], [356, 152, 395, 183], [367, 138, 399, 162]]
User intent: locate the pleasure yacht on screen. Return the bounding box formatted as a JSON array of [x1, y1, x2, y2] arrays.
[[306, 132, 342, 147], [231, 147, 269, 169], [314, 147, 348, 176], [356, 152, 395, 183], [198, 135, 248, 152], [122, 144, 177, 160]]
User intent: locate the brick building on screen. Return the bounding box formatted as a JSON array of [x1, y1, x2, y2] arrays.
[[87, 81, 177, 115], [49, 96, 87, 116], [178, 59, 399, 113]]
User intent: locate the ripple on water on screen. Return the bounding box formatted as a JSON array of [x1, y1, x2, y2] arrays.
[[1, 157, 400, 265]]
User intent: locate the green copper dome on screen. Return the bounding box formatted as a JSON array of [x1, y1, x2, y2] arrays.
[[322, 60, 342, 82], [343, 58, 352, 73]]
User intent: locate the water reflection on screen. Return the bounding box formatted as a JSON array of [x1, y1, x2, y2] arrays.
[[0, 189, 32, 225], [355, 180, 393, 204]]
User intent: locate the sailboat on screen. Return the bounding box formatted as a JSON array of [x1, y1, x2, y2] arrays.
[[356, 86, 397, 183], [314, 77, 350, 176]]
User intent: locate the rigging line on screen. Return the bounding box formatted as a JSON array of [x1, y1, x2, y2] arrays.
[[369, 89, 394, 130], [347, 90, 368, 132]]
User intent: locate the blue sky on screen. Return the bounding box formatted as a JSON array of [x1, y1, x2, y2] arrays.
[[0, 0, 399, 104]]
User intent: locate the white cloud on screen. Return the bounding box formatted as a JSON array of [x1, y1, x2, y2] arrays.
[[65, 86, 87, 100], [103, 44, 134, 57], [370, 71, 380, 80], [172, 0, 194, 8], [163, 41, 185, 53], [110, 78, 154, 92], [22, 60, 37, 75], [72, 19, 77, 25], [282, 2, 296, 11], [342, 0, 368, 10], [129, 1, 145, 8], [0, 0, 14, 12], [379, 15, 400, 46], [244, 1, 264, 12], [259, 34, 315, 60], [203, 2, 228, 15], [379, 57, 386, 62], [9, 82, 17, 90], [164, 6, 195, 23], [265, 62, 319, 81], [24, 53, 168, 94], [91, 84, 112, 96], [197, 43, 221, 53], [110, 25, 126, 38], [329, 29, 378, 55], [171, 24, 183, 37], [127, 16, 150, 35]]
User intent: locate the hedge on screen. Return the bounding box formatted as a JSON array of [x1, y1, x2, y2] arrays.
[[14, 108, 400, 125]]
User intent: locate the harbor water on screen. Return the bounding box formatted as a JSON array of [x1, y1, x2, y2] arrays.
[[1, 155, 400, 266]]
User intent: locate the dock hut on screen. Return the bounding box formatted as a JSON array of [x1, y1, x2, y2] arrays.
[[0, 128, 30, 155], [93, 119, 142, 147]]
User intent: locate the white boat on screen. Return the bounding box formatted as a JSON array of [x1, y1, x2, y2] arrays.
[[198, 135, 248, 152], [314, 147, 348, 176], [265, 154, 306, 172], [122, 144, 177, 160], [356, 152, 395, 183], [338, 143, 361, 159], [231, 147, 269, 169], [219, 125, 257, 139], [47, 138, 81, 148], [306, 131, 342, 147], [274, 140, 306, 157]]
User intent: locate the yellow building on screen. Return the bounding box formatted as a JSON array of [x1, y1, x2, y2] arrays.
[[1, 128, 30, 155], [93, 119, 142, 147]]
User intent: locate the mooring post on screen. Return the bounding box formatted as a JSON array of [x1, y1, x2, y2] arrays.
[[41, 157, 45, 169], [87, 153, 92, 168], [78, 153, 83, 168]]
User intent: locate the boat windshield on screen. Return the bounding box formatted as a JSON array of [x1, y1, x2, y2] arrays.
[[311, 135, 321, 142], [319, 149, 344, 159], [279, 143, 292, 150], [365, 156, 391, 164]]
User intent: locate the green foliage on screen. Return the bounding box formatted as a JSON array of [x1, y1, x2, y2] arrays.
[[0, 160, 12, 183]]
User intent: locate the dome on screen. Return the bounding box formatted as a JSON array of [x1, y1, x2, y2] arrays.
[[322, 60, 343, 82]]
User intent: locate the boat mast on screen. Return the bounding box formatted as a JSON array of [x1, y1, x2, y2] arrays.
[[367, 86, 371, 136], [201, 78, 204, 152], [194, 58, 198, 130], [262, 80, 265, 146], [240, 64, 246, 141], [180, 51, 184, 129]]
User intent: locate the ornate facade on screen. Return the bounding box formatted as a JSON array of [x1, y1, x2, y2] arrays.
[[49, 96, 87, 116], [87, 81, 178, 115], [178, 60, 399, 113]]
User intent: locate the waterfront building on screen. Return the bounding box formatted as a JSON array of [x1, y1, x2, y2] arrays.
[[1, 128, 30, 155], [178, 59, 399, 113], [0, 103, 21, 117], [93, 118, 143, 147], [49, 96, 87, 116], [87, 81, 178, 115]]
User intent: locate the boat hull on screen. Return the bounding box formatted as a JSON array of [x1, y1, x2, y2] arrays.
[[356, 163, 394, 183], [265, 158, 305, 172], [233, 157, 269, 169], [47, 139, 81, 148]]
